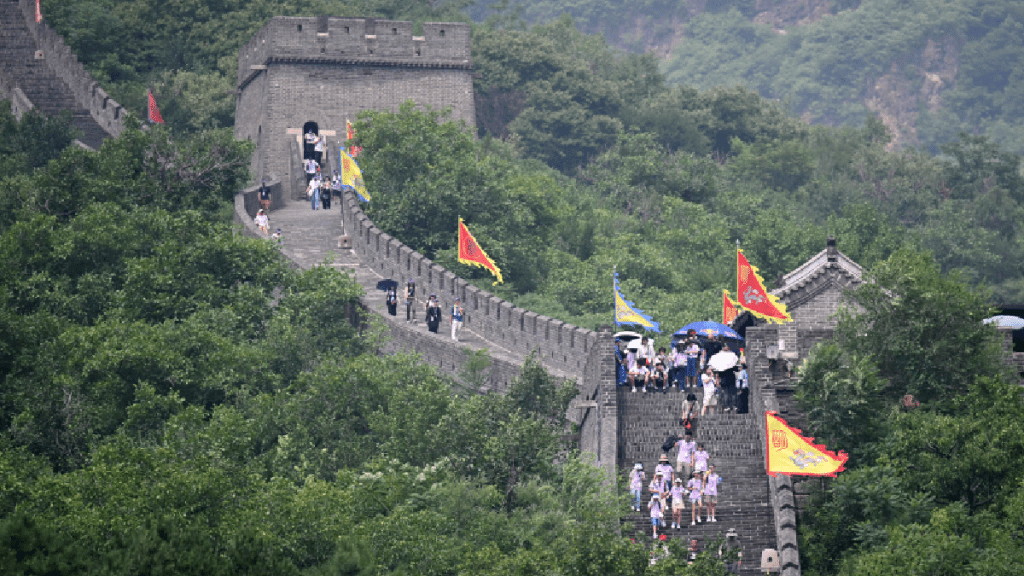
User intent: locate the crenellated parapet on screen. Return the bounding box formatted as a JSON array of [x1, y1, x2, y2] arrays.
[[12, 0, 124, 141]]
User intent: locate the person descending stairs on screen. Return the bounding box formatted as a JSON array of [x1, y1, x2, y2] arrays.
[[618, 384, 775, 575]]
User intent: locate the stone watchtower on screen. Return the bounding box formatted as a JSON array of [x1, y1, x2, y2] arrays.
[[233, 16, 475, 194]]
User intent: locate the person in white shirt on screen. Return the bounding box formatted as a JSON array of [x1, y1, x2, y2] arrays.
[[254, 209, 269, 234]]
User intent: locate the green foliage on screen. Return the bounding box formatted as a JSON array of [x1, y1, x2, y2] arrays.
[[832, 248, 1003, 404], [0, 106, 80, 177], [796, 248, 1024, 576]]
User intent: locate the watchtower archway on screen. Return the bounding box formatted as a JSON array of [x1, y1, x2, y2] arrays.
[[302, 121, 319, 161]]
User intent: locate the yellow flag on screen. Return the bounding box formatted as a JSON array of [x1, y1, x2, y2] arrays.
[[765, 412, 848, 477], [340, 150, 369, 202]]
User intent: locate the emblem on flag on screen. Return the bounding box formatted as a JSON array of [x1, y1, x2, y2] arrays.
[[737, 249, 792, 323], [339, 150, 369, 202], [723, 290, 739, 325], [765, 412, 848, 477], [147, 90, 164, 124], [458, 218, 503, 285], [614, 273, 660, 332]]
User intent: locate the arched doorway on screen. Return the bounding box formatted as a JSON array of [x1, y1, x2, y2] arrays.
[[302, 121, 319, 161]]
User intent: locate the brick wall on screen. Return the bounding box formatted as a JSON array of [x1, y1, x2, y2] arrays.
[[15, 0, 124, 138], [234, 16, 476, 190], [339, 189, 599, 381]]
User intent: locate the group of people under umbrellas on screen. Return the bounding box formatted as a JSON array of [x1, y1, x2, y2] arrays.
[[615, 326, 749, 417]]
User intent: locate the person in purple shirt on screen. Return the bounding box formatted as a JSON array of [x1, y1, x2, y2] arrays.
[[670, 477, 686, 529], [648, 493, 664, 539], [628, 463, 645, 511], [687, 471, 704, 525], [655, 454, 674, 485], [704, 465, 721, 522]]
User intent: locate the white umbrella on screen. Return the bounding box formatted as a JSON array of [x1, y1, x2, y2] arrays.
[[983, 315, 1024, 330], [626, 339, 643, 352], [708, 351, 738, 372], [614, 331, 642, 342]]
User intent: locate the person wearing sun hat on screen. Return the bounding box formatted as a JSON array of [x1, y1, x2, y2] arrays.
[[648, 492, 664, 539], [628, 462, 645, 511], [671, 477, 686, 529], [655, 453, 674, 485], [649, 470, 668, 503]]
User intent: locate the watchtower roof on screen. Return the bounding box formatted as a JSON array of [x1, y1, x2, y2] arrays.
[[771, 246, 863, 301]]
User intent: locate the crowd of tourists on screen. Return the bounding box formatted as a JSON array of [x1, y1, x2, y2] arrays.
[[631, 441, 741, 572], [614, 331, 749, 415]]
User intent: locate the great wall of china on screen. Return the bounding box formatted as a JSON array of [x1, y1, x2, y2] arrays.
[[8, 8, 1024, 576]]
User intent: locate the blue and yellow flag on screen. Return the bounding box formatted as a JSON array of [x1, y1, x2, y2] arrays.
[[339, 149, 370, 202], [614, 273, 660, 332]]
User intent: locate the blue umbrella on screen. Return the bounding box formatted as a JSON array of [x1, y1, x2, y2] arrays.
[[673, 321, 743, 341]]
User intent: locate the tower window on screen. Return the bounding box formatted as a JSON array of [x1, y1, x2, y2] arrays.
[[392, 27, 397, 35], [297, 24, 302, 32], [439, 29, 445, 37]]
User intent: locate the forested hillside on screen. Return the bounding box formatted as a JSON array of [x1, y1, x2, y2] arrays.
[[0, 109, 650, 576], [475, 0, 1024, 155], [5, 1, 1024, 575]]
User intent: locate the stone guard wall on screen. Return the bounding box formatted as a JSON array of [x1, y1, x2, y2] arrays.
[[232, 188, 618, 483], [16, 0, 125, 138], [337, 189, 617, 480], [339, 189, 600, 380]]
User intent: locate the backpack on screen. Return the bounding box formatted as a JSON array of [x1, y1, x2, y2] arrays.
[[662, 434, 679, 453]]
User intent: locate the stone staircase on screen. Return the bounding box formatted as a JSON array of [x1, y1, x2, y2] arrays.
[[0, 0, 110, 149], [619, 386, 775, 575]]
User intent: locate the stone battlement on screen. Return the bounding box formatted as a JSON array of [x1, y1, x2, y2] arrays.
[[10, 0, 124, 141], [237, 17, 471, 87]]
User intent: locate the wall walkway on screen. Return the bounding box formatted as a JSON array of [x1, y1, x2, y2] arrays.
[[234, 185, 619, 484], [0, 0, 123, 149]]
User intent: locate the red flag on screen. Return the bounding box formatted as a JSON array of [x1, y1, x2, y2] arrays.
[[737, 249, 791, 323], [458, 218, 503, 285], [723, 290, 739, 325], [35, 0, 42, 22], [346, 120, 362, 157], [147, 90, 164, 124]]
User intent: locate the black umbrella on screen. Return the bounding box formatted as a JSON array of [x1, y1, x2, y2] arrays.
[[376, 279, 398, 292]]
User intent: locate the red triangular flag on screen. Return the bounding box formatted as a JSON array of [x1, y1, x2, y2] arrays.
[[147, 90, 165, 124], [458, 218, 503, 285], [346, 119, 362, 157], [737, 249, 791, 323], [723, 290, 739, 325]]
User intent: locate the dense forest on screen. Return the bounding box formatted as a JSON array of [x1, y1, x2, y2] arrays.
[[3, 0, 1024, 574], [474, 0, 1024, 156]]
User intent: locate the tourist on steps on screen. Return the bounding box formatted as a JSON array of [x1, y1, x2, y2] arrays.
[[671, 477, 686, 529], [675, 433, 695, 479], [385, 285, 398, 316], [684, 336, 701, 389], [254, 209, 269, 235], [701, 367, 720, 416], [648, 493, 664, 539], [628, 463, 645, 511], [304, 157, 319, 185], [258, 180, 271, 210], [450, 298, 464, 342], [425, 294, 441, 333], [404, 279, 417, 321], [687, 471, 703, 525], [655, 454, 674, 485], [704, 464, 721, 522]]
